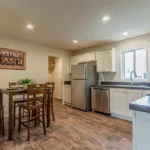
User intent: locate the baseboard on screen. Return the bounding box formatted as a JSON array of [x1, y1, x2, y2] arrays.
[[111, 113, 132, 121], [54, 96, 62, 100]]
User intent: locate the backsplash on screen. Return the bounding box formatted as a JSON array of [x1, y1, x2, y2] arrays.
[[101, 81, 150, 87]]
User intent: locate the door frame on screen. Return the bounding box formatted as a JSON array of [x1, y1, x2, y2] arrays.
[[48, 55, 64, 104]]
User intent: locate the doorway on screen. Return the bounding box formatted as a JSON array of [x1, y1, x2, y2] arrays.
[[48, 56, 63, 101]]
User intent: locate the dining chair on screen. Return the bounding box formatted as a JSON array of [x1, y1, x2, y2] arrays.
[[0, 105, 5, 137], [9, 82, 27, 127], [18, 84, 46, 141], [46, 82, 55, 121]]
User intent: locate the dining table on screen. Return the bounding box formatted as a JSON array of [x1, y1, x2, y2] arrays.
[[0, 87, 52, 140]]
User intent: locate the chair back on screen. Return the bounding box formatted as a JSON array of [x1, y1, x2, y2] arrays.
[[9, 82, 23, 88], [46, 82, 55, 98], [27, 84, 46, 106]]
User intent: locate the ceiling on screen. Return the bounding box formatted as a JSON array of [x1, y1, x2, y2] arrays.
[[0, 0, 150, 51]]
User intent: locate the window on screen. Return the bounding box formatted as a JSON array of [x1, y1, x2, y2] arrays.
[[121, 48, 147, 80]]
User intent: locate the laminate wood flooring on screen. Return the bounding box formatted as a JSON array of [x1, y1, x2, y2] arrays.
[[0, 99, 132, 150]]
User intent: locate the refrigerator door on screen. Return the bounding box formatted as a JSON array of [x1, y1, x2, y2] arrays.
[[71, 80, 87, 110], [71, 64, 86, 79]]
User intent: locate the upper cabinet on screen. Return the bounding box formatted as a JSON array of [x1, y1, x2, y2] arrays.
[[78, 52, 96, 63], [70, 56, 79, 73], [96, 49, 116, 72], [70, 56, 78, 66], [70, 52, 96, 73]]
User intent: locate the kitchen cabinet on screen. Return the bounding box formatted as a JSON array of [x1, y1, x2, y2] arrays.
[[70, 56, 79, 73], [70, 52, 96, 73], [110, 89, 127, 116], [110, 88, 142, 119], [126, 90, 142, 117], [142, 90, 150, 96], [78, 52, 96, 63], [96, 49, 116, 72], [64, 85, 71, 105]]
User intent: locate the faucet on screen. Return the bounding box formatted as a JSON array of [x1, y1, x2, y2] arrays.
[[130, 71, 137, 85]]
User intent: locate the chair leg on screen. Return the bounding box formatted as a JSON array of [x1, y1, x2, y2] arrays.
[[13, 103, 16, 127], [18, 107, 21, 133], [2, 107, 5, 137], [38, 109, 40, 126], [51, 99, 55, 121], [27, 110, 30, 141], [43, 107, 46, 134], [23, 108, 25, 119], [34, 110, 37, 127]]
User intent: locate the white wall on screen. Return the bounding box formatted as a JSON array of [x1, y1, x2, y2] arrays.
[[73, 33, 150, 82], [49, 57, 62, 99], [0, 35, 71, 115]]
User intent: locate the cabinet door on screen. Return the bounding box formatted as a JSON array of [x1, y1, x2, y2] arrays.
[[85, 52, 96, 62], [78, 52, 96, 63], [142, 90, 150, 97], [64, 85, 71, 104], [126, 90, 142, 117], [78, 54, 86, 63], [110, 88, 127, 116], [96, 51, 109, 72], [70, 56, 78, 73]]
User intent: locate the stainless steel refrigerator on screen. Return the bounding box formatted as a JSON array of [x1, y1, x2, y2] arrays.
[[71, 61, 98, 111]]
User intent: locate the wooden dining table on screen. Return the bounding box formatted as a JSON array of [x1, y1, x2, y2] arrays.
[[0, 87, 52, 140]]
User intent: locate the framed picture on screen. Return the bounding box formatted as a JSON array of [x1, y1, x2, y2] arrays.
[[0, 48, 26, 70]]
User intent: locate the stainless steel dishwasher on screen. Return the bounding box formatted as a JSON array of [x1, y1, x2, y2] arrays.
[[91, 87, 110, 114]]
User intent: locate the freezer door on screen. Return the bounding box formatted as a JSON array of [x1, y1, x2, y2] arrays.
[[71, 64, 86, 79], [71, 80, 87, 110]]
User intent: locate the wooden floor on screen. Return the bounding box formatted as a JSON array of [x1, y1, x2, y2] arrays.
[[0, 100, 132, 150]]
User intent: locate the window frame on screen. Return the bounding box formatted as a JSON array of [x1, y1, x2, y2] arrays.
[[121, 48, 148, 81]]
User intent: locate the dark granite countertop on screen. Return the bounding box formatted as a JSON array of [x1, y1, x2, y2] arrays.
[[129, 96, 150, 113], [92, 84, 150, 90]]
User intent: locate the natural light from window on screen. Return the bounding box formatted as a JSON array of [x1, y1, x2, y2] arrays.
[[121, 48, 147, 80]]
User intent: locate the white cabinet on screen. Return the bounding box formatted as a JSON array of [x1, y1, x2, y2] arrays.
[[70, 52, 96, 73], [142, 90, 150, 96], [64, 85, 71, 105], [78, 52, 96, 63], [126, 90, 142, 117], [110, 89, 127, 116], [70, 56, 79, 73], [96, 49, 116, 72], [110, 88, 142, 119]]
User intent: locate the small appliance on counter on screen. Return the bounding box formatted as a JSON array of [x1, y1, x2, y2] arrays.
[[71, 61, 98, 111]]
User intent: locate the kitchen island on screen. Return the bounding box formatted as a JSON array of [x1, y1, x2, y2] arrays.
[[129, 96, 150, 150]]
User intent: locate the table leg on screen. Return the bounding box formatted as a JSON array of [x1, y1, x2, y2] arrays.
[[8, 93, 13, 140], [47, 91, 50, 127]]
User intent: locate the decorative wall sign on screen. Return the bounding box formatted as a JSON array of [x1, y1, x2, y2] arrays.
[[0, 48, 26, 70]]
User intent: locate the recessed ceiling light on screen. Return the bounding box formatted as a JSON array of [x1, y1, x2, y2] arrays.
[[123, 32, 128, 36], [102, 16, 110, 21], [73, 40, 78, 43], [26, 24, 34, 29]]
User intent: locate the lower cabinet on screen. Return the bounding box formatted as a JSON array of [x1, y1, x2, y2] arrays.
[[64, 85, 71, 105], [126, 90, 142, 117], [110, 88, 142, 119], [142, 90, 150, 96], [110, 89, 127, 116]]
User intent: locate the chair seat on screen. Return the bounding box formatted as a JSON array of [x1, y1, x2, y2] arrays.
[[13, 98, 27, 103], [19, 102, 43, 110]]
